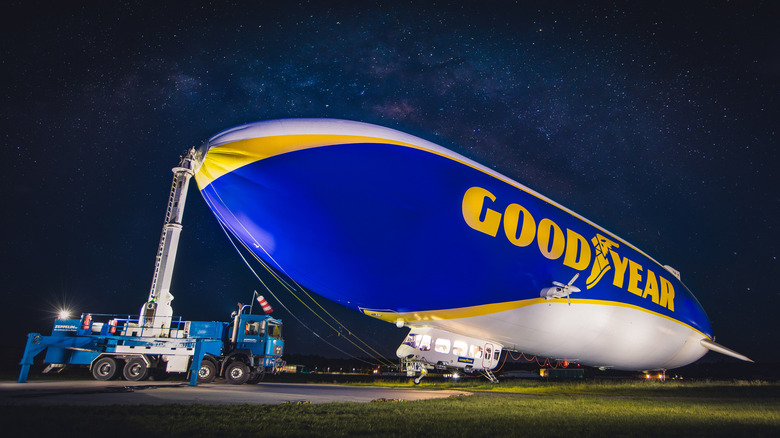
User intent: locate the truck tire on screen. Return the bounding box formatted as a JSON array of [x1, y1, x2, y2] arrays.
[[92, 357, 119, 381], [123, 357, 149, 381], [197, 360, 217, 384], [225, 361, 250, 385]]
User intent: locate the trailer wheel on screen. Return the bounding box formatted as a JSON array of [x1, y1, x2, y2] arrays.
[[92, 357, 119, 381], [197, 360, 217, 384], [225, 361, 250, 385], [123, 358, 149, 381]]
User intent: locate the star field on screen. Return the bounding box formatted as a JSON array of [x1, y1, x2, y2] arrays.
[[2, 0, 778, 364]]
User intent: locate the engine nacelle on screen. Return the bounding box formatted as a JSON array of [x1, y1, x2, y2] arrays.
[[541, 286, 565, 300]]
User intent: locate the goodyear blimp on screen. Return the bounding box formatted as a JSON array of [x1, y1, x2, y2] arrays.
[[193, 118, 751, 381]]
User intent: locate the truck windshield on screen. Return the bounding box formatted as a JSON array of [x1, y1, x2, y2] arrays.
[[268, 322, 282, 339]]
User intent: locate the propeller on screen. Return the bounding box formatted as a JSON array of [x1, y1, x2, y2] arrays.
[[552, 273, 581, 306]]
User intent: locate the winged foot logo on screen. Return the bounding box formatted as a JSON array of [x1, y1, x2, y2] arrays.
[[461, 186, 675, 312]]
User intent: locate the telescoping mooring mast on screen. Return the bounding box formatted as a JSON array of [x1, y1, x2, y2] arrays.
[[17, 146, 285, 385], [139, 148, 198, 335]]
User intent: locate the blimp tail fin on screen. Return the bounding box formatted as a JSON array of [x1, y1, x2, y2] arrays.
[[700, 339, 754, 363]]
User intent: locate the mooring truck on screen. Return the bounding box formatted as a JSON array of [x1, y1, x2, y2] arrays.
[[18, 306, 284, 385], [18, 150, 284, 385]]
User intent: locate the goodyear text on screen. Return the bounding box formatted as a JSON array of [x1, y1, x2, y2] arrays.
[[462, 186, 675, 311]]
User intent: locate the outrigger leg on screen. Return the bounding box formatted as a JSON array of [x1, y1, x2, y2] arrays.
[[18, 333, 46, 383]]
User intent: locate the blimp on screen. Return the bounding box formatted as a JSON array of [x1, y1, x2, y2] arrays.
[[193, 118, 751, 382]]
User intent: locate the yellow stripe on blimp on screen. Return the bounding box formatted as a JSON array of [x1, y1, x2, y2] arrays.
[[195, 126, 666, 267], [361, 298, 711, 340], [195, 134, 420, 189]]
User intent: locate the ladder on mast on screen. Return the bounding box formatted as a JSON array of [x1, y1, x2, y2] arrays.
[[140, 148, 198, 335]]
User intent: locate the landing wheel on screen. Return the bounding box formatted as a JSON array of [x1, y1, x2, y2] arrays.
[[247, 369, 265, 384], [413, 368, 429, 385], [123, 358, 149, 381], [197, 360, 217, 384], [225, 361, 250, 385], [92, 357, 119, 381]]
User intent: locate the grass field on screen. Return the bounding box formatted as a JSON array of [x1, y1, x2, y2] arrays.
[[2, 380, 778, 437]]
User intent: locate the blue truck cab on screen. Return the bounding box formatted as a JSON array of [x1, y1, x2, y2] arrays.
[[193, 312, 285, 384]]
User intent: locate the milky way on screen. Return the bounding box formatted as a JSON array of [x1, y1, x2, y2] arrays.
[[3, 1, 778, 362]]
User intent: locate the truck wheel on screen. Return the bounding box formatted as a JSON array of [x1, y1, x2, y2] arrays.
[[247, 369, 265, 384], [92, 357, 119, 381], [123, 357, 149, 381], [225, 361, 250, 385], [197, 360, 217, 384]]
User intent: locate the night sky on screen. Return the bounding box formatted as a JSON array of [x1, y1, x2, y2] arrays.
[[3, 1, 778, 368]]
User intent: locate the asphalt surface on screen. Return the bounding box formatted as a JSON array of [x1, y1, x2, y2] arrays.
[[0, 380, 471, 405]]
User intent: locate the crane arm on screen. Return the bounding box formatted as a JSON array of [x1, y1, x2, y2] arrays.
[[140, 148, 199, 334]]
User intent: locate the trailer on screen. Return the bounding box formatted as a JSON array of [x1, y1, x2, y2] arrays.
[[18, 149, 284, 385]]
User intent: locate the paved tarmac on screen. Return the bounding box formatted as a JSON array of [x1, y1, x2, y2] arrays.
[[0, 380, 470, 405]]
